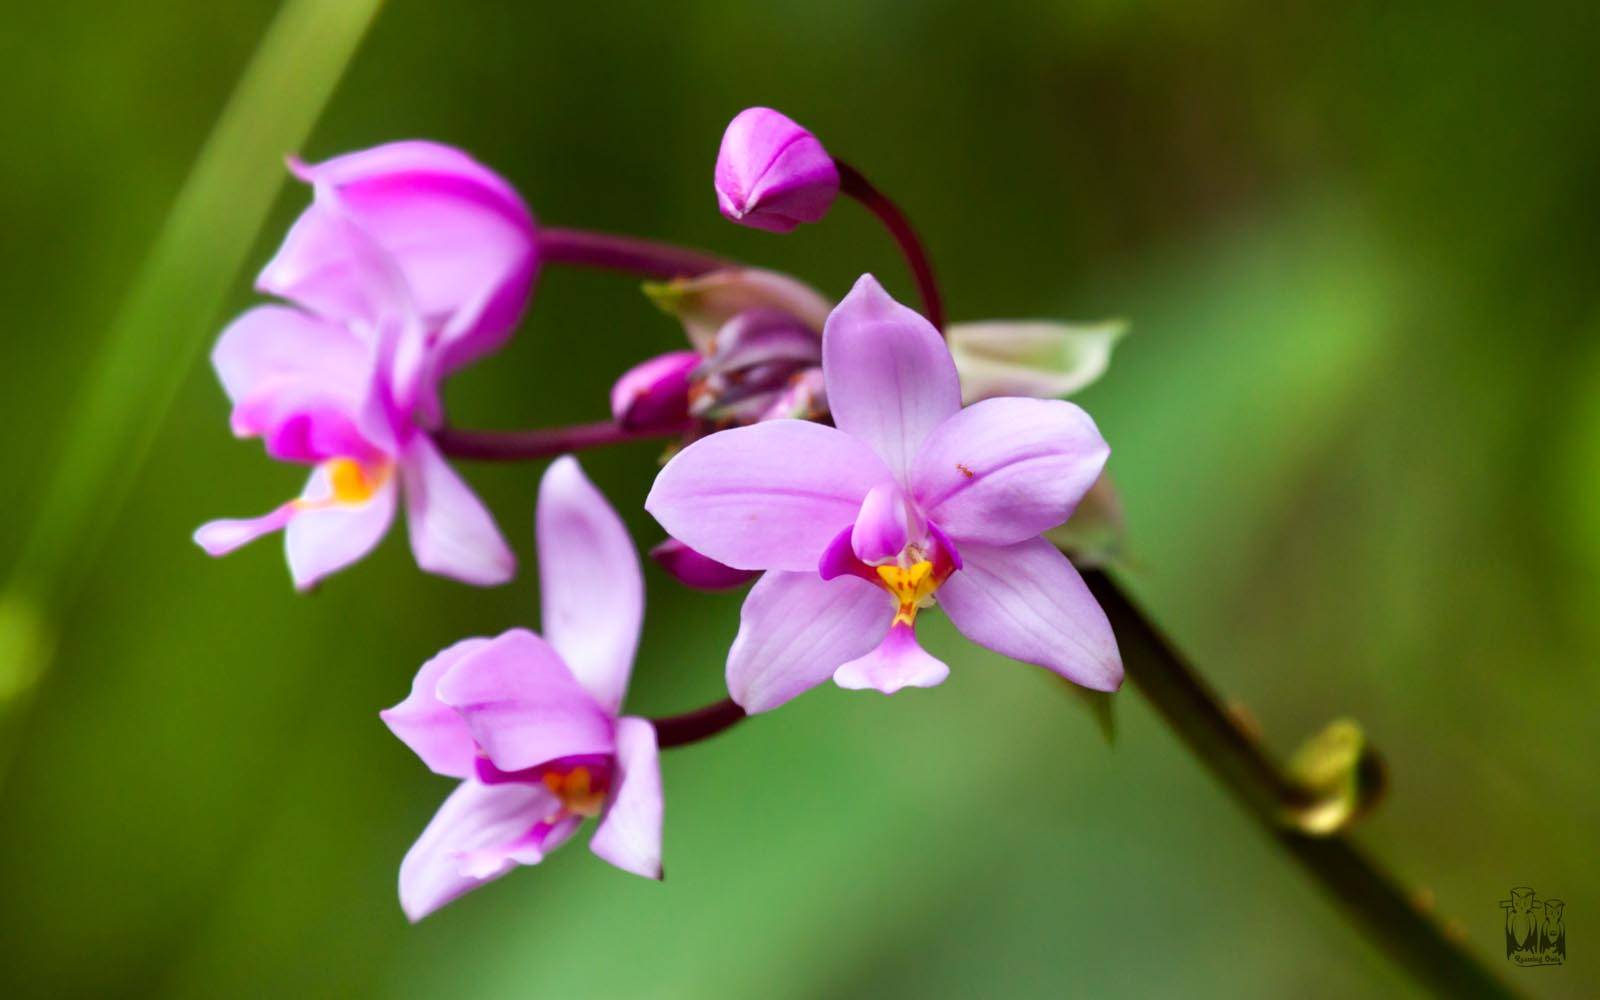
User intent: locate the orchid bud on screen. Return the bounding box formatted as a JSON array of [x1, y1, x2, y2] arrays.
[[690, 310, 821, 424], [644, 267, 831, 351], [649, 539, 760, 591], [946, 319, 1127, 404], [715, 107, 839, 233], [610, 351, 701, 432]]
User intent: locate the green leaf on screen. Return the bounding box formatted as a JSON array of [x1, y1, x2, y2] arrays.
[[0, 0, 384, 788]]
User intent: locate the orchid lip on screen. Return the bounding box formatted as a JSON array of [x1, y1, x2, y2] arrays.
[[818, 523, 959, 627], [291, 456, 392, 511], [472, 752, 614, 818]]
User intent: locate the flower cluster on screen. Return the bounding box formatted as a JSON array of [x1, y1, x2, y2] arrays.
[[195, 142, 534, 588], [198, 107, 1126, 920]]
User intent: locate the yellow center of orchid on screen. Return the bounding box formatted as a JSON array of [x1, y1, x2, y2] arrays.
[[876, 560, 940, 625], [542, 766, 607, 817], [293, 458, 390, 512], [326, 457, 383, 503]]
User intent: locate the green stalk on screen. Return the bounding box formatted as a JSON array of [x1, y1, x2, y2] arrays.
[[0, 0, 386, 791], [1083, 570, 1516, 998]]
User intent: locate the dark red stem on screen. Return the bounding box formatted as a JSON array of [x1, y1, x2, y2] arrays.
[[834, 160, 945, 331], [538, 226, 729, 280], [649, 697, 747, 749], [432, 420, 679, 462]]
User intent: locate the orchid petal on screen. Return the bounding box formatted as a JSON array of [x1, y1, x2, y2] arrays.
[[911, 397, 1109, 546], [937, 536, 1122, 692], [212, 306, 377, 463], [397, 780, 564, 922], [833, 620, 950, 695], [401, 436, 515, 586], [645, 419, 889, 572], [589, 716, 663, 880], [193, 504, 297, 557], [434, 629, 616, 772], [285, 468, 398, 590], [536, 457, 642, 715], [264, 141, 536, 369], [381, 638, 493, 778], [850, 482, 914, 565], [257, 196, 416, 334], [822, 274, 961, 479], [726, 571, 890, 713], [700, 309, 821, 375]]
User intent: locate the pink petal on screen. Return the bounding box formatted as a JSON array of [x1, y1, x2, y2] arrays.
[[400, 436, 515, 586], [649, 539, 761, 591], [257, 199, 417, 334], [193, 503, 296, 556], [645, 419, 889, 572], [212, 306, 378, 463], [610, 351, 699, 432], [700, 309, 821, 375], [911, 397, 1109, 546], [936, 536, 1122, 692], [285, 470, 398, 590], [822, 275, 961, 479], [398, 780, 567, 922], [850, 482, 917, 564], [833, 620, 950, 694], [381, 637, 493, 778], [715, 107, 839, 233], [265, 141, 536, 372], [726, 570, 890, 713], [536, 457, 642, 715], [589, 716, 663, 880], [434, 629, 616, 772]]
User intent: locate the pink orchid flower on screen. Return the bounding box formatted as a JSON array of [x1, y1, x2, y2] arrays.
[[194, 142, 534, 589], [646, 274, 1123, 712], [382, 457, 662, 921]]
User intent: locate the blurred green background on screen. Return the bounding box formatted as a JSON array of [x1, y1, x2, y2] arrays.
[[1, 1, 1595, 996]]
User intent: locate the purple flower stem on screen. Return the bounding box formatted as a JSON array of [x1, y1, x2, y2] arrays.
[[538, 226, 730, 280], [834, 160, 945, 332], [649, 697, 747, 749], [1082, 568, 1511, 997], [433, 420, 679, 462]]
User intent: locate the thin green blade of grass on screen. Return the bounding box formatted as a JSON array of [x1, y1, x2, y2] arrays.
[[0, 0, 385, 785]]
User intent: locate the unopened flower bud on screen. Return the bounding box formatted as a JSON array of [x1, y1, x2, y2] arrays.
[[649, 538, 760, 590], [610, 351, 701, 432], [715, 107, 839, 233]]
